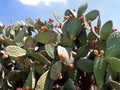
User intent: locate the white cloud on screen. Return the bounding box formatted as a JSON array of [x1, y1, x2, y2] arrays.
[[18, 0, 41, 6], [18, 0, 66, 6]]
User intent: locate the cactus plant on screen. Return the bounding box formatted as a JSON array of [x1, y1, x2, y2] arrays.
[[5, 45, 26, 58], [0, 2, 120, 90], [35, 70, 49, 90], [50, 61, 62, 80], [94, 55, 106, 88]]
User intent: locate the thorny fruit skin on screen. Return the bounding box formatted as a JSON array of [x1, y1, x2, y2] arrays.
[[112, 28, 117, 32], [49, 18, 54, 22], [92, 40, 97, 44], [37, 29, 41, 33], [35, 18, 40, 25], [58, 54, 66, 61], [58, 75, 62, 80], [58, 73, 62, 80], [79, 16, 84, 21], [35, 21, 39, 25], [93, 49, 99, 56], [100, 50, 105, 56], [69, 15, 74, 19], [41, 26, 48, 31], [87, 20, 92, 26], [2, 54, 8, 59], [69, 63, 75, 69], [0, 38, 5, 43], [94, 26, 99, 31], [25, 86, 30, 90], [16, 87, 23, 90]]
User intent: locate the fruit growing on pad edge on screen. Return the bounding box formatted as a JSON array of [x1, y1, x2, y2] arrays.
[[41, 26, 48, 31], [94, 49, 99, 56]]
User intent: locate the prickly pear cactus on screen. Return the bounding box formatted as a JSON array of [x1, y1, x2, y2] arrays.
[[35, 70, 49, 90], [85, 10, 99, 21], [105, 31, 120, 58], [34, 30, 58, 44], [77, 58, 93, 72], [63, 18, 82, 40], [57, 46, 74, 65], [5, 45, 26, 57], [94, 55, 106, 88], [0, 2, 120, 90], [45, 44, 55, 59], [57, 46, 69, 60], [77, 2, 88, 18], [61, 79, 76, 90], [107, 57, 120, 73], [50, 61, 62, 80], [100, 20, 113, 40]]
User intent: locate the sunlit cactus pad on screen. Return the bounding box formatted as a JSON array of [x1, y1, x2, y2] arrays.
[[5, 45, 26, 57], [35, 70, 48, 90]]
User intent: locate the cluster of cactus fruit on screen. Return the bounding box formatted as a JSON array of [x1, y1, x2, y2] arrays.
[[0, 2, 120, 90]]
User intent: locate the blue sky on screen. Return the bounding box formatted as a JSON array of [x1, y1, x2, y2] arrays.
[[0, 0, 120, 29]]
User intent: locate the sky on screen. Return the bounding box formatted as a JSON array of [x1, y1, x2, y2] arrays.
[[0, 0, 120, 30]]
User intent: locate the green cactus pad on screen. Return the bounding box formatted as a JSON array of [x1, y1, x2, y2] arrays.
[[87, 31, 97, 41], [61, 79, 75, 90], [35, 70, 48, 90], [28, 51, 51, 65], [105, 32, 120, 58], [78, 28, 87, 45], [100, 20, 113, 40], [60, 33, 74, 48], [14, 29, 26, 42], [34, 30, 58, 44], [23, 68, 36, 90], [34, 63, 45, 74], [94, 56, 106, 88], [50, 61, 62, 80], [24, 36, 35, 50], [105, 68, 112, 84], [77, 2, 88, 18], [97, 16, 101, 30], [26, 17, 35, 26], [45, 44, 55, 59], [107, 57, 120, 73], [5, 45, 26, 57], [75, 44, 90, 59], [96, 40, 106, 51], [63, 18, 82, 40], [7, 70, 25, 84], [65, 9, 76, 17], [14, 21, 23, 30], [3, 38, 16, 47], [77, 59, 93, 72], [85, 10, 99, 21]]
